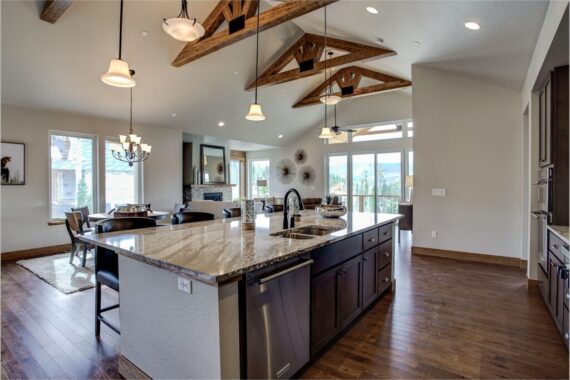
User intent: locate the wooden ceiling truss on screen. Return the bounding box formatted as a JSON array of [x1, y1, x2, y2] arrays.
[[293, 66, 411, 108]]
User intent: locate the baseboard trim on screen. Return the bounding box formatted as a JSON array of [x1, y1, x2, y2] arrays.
[[1, 244, 70, 263], [119, 354, 151, 380], [412, 246, 526, 268]]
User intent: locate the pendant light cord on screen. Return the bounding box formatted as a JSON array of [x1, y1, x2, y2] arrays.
[[254, 0, 261, 104], [129, 88, 133, 134], [324, 6, 327, 128], [118, 0, 124, 59]]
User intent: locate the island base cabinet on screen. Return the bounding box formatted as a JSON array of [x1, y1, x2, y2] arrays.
[[311, 266, 341, 354], [339, 256, 363, 328], [362, 248, 379, 309]]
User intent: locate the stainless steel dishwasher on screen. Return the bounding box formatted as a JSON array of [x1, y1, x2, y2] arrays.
[[246, 257, 313, 379]]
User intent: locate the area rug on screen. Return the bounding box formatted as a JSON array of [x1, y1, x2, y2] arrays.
[[16, 253, 95, 294]]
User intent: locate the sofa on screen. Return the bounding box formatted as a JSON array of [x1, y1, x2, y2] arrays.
[[186, 200, 238, 219]]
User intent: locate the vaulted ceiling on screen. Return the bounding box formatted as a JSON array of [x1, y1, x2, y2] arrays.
[[2, 1, 548, 148]]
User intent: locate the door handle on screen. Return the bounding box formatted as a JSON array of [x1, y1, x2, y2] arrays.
[[256, 260, 314, 284]]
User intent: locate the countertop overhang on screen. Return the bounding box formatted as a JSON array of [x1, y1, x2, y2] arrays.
[[80, 211, 402, 285]]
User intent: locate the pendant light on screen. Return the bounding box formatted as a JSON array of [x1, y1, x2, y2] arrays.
[[101, 0, 136, 88], [319, 6, 333, 139], [110, 86, 152, 166], [319, 51, 342, 105], [163, 0, 205, 42], [245, 0, 266, 121]]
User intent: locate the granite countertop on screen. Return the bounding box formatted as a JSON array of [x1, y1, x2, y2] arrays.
[[80, 211, 401, 285], [548, 225, 570, 246]]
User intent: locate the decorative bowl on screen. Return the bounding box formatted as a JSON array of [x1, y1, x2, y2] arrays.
[[315, 205, 347, 218]]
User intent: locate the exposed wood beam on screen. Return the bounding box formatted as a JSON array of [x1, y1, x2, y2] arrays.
[[40, 0, 73, 23], [293, 66, 411, 108], [246, 33, 395, 90], [172, 0, 337, 67]]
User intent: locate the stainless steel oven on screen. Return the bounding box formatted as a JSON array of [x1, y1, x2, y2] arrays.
[[533, 166, 553, 273]]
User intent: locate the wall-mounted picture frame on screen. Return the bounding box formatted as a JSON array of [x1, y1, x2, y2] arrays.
[[1, 141, 25, 185]]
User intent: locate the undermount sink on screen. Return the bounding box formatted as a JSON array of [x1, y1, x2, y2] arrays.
[[271, 225, 342, 239]]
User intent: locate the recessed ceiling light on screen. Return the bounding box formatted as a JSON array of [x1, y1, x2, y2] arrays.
[[141, 30, 149, 37], [366, 7, 379, 14], [278, 134, 284, 139], [171, 113, 177, 117], [218, 121, 225, 127], [464, 22, 480, 30], [413, 41, 421, 46]]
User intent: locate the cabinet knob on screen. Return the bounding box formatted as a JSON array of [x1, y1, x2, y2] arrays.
[[384, 252, 390, 257], [565, 333, 569, 340], [363, 257, 369, 262], [384, 277, 389, 283], [566, 293, 569, 300], [382, 232, 388, 236], [368, 237, 376, 242], [554, 244, 560, 250]]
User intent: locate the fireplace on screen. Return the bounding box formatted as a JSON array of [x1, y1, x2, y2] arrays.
[[203, 192, 223, 202]]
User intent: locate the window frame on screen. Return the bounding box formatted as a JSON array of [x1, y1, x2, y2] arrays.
[[326, 119, 413, 145], [248, 158, 271, 198], [48, 130, 99, 219], [103, 137, 143, 212]]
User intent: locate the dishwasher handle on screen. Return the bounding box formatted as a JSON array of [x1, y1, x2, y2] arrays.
[[255, 259, 314, 284]]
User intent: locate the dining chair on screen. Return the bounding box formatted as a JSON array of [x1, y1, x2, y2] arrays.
[[71, 206, 92, 229], [94, 217, 157, 337], [65, 211, 93, 267], [171, 212, 215, 225], [173, 202, 187, 213], [223, 207, 241, 219]]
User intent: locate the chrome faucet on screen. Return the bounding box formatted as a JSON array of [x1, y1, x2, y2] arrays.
[[283, 188, 305, 229]]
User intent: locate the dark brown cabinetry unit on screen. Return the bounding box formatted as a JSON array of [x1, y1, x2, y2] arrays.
[[310, 223, 394, 356], [538, 65, 569, 225], [542, 230, 570, 349]]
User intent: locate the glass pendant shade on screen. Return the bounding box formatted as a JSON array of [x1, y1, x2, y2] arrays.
[[163, 18, 205, 42], [101, 59, 136, 88], [245, 103, 266, 121], [319, 127, 333, 139], [319, 94, 342, 105]]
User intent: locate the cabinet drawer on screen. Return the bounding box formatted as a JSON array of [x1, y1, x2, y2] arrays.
[[311, 235, 363, 275], [538, 264, 548, 303], [378, 265, 391, 295], [379, 223, 392, 243], [377, 240, 392, 270], [549, 232, 567, 261], [362, 228, 379, 251]]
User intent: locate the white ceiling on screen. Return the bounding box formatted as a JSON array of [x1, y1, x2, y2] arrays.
[[1, 0, 548, 149]]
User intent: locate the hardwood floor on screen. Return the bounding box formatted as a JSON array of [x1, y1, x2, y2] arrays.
[[2, 233, 568, 379]]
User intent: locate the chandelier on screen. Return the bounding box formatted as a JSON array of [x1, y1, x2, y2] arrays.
[[163, 0, 205, 42], [110, 87, 151, 166]]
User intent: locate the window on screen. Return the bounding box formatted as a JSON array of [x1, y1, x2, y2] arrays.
[[249, 160, 270, 197], [408, 150, 414, 175], [351, 154, 376, 212], [230, 159, 242, 201], [104, 140, 141, 212], [327, 154, 348, 205], [352, 123, 403, 142], [49, 132, 97, 219], [407, 121, 414, 137]]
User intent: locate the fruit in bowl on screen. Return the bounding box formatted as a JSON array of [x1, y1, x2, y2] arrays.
[[315, 205, 348, 218]]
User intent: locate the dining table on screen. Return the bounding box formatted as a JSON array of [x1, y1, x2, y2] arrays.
[[88, 210, 171, 222]]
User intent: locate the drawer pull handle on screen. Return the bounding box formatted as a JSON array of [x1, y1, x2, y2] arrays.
[[368, 237, 376, 242], [384, 252, 390, 257]]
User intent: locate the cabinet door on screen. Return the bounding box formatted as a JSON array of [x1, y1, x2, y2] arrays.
[[557, 265, 567, 328], [362, 248, 378, 309], [339, 255, 363, 328], [538, 265, 548, 303], [549, 254, 562, 327], [311, 265, 341, 353], [564, 305, 569, 348]]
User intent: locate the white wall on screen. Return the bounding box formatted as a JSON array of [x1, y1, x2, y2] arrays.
[[1, 104, 183, 253], [247, 91, 413, 198], [412, 65, 523, 258]]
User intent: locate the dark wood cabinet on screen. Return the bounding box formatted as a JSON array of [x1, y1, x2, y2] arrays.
[[310, 221, 395, 356], [551, 65, 569, 226], [339, 255, 363, 328], [362, 248, 379, 309], [538, 264, 548, 302], [311, 265, 341, 353], [564, 305, 569, 348], [548, 253, 561, 320]]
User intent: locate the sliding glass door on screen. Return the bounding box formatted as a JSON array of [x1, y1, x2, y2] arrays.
[[376, 152, 402, 213], [327, 151, 404, 214]]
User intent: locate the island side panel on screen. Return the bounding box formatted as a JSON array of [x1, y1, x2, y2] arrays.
[[118, 256, 240, 379]]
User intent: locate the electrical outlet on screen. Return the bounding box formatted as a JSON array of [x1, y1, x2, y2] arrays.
[[178, 277, 192, 294], [431, 230, 437, 238]]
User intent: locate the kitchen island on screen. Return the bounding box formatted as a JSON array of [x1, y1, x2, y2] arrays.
[[81, 210, 401, 379]]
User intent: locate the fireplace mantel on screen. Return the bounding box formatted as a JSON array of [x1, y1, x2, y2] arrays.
[[190, 184, 235, 188], [189, 184, 235, 201]]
